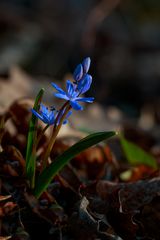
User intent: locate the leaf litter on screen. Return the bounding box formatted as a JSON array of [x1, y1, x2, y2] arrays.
[[0, 98, 160, 239]]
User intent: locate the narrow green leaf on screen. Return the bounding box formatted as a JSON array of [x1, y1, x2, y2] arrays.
[[26, 88, 44, 188], [34, 131, 116, 198], [120, 135, 158, 169]]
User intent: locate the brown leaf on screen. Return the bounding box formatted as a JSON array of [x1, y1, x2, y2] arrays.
[[69, 197, 98, 239], [4, 146, 25, 169], [3, 164, 18, 176], [0, 236, 12, 240], [24, 192, 67, 226], [0, 145, 25, 176], [97, 181, 138, 240], [97, 177, 160, 239], [9, 98, 33, 135], [137, 197, 160, 239], [118, 177, 160, 213], [0, 201, 17, 217], [0, 195, 11, 202], [58, 164, 82, 193], [3, 201, 17, 215]]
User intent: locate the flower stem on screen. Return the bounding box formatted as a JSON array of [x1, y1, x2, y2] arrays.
[[36, 124, 50, 148], [53, 101, 69, 131], [41, 103, 71, 170]]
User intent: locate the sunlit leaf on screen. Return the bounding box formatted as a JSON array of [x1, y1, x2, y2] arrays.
[[120, 135, 158, 169], [34, 131, 116, 198]]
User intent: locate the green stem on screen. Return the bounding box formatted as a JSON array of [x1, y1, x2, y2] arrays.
[[41, 103, 71, 170], [36, 124, 50, 147]]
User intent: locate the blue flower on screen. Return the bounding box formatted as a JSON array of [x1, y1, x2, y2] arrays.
[[51, 79, 94, 111], [31, 104, 55, 125], [51, 57, 94, 110], [31, 104, 71, 125]]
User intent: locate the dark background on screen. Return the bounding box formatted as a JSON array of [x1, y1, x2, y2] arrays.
[[0, 0, 160, 118]]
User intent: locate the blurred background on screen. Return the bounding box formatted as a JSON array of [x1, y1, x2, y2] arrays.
[[0, 0, 160, 131]]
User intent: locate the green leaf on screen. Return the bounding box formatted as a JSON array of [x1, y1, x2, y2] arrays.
[[34, 131, 116, 198], [120, 135, 158, 169], [26, 88, 44, 188]]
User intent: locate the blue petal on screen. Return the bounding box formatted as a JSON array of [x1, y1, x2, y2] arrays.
[[62, 111, 72, 124], [70, 100, 83, 110], [54, 93, 69, 100], [40, 104, 48, 114], [76, 97, 94, 103], [51, 82, 66, 95], [62, 119, 68, 125], [31, 106, 55, 125], [31, 109, 44, 122], [66, 110, 72, 118], [66, 80, 73, 96], [73, 64, 83, 82], [77, 74, 92, 94], [82, 57, 91, 74], [48, 115, 55, 125], [43, 116, 50, 124], [66, 80, 76, 98]]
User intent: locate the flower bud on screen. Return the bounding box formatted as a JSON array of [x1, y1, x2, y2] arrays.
[[73, 64, 83, 82], [82, 57, 91, 74]]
